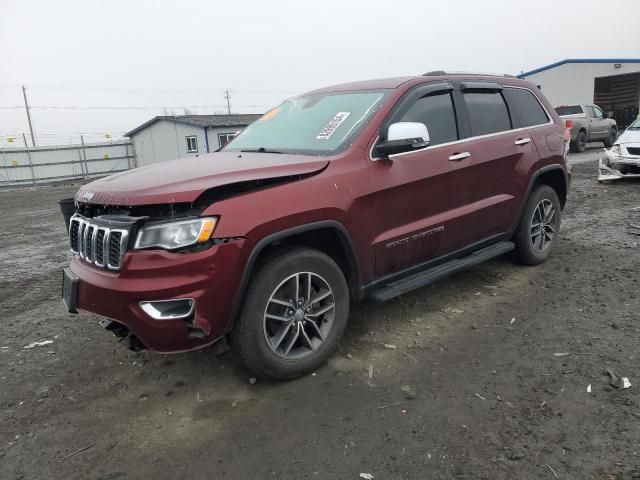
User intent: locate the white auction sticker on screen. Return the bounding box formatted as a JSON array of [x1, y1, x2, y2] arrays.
[[317, 112, 351, 140]]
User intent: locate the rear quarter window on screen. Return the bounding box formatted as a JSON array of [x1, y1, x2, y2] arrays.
[[555, 105, 583, 116], [463, 92, 512, 136], [504, 88, 549, 127]]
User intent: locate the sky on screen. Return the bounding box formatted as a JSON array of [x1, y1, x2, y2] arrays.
[[1, 0, 639, 146]]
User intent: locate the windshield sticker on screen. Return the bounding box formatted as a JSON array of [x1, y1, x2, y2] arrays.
[[317, 112, 351, 140], [259, 107, 282, 122]]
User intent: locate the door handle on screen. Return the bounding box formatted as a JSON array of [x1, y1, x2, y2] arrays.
[[448, 152, 471, 161], [514, 138, 531, 146]]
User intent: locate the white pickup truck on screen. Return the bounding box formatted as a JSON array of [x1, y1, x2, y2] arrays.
[[555, 104, 618, 153]]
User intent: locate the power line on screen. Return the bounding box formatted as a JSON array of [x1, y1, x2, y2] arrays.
[[0, 83, 302, 95], [0, 104, 271, 110]]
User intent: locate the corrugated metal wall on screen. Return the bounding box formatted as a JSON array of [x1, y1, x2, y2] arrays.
[[522, 62, 640, 107], [0, 141, 135, 187]]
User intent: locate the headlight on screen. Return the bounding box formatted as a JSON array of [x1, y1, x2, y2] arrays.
[[135, 217, 217, 250], [610, 144, 621, 155]]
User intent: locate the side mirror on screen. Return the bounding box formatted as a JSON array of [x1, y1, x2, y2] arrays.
[[375, 122, 430, 159], [607, 111, 614, 119]]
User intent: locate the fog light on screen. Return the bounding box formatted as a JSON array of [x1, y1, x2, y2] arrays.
[[140, 299, 195, 320]]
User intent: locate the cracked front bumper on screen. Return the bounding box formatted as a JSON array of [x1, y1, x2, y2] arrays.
[[598, 150, 640, 181]]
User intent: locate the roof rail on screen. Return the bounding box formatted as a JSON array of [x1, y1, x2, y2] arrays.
[[422, 71, 517, 78]]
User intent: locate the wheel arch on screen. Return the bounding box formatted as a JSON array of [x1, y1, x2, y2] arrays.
[[513, 164, 568, 235], [226, 221, 361, 333]]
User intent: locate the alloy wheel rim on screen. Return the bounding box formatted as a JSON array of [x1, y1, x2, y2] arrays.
[[263, 272, 335, 360], [530, 199, 556, 252]]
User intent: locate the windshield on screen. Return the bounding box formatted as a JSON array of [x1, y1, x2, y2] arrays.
[[628, 118, 640, 129], [555, 105, 583, 116], [223, 90, 389, 155]]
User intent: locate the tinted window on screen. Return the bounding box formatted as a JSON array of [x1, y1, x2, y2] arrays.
[[400, 92, 458, 145], [555, 105, 583, 116], [463, 92, 512, 136], [504, 88, 549, 127]]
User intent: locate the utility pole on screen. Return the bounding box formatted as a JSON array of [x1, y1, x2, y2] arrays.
[[224, 89, 231, 114], [22, 85, 36, 147]]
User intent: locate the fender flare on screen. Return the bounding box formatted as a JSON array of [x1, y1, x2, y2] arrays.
[[514, 164, 567, 231], [226, 220, 361, 333]]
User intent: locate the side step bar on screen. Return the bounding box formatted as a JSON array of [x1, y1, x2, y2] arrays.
[[369, 241, 515, 302]]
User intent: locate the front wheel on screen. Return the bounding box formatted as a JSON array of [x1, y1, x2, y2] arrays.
[[233, 247, 349, 380], [513, 185, 561, 266]]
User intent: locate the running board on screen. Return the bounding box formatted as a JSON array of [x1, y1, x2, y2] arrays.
[[369, 241, 515, 302]]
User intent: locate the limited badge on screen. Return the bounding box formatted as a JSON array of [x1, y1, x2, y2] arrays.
[[317, 112, 351, 140]]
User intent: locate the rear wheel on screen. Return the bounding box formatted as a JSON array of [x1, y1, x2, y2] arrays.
[[233, 247, 349, 379], [570, 130, 587, 153], [603, 127, 617, 148], [513, 185, 561, 266]]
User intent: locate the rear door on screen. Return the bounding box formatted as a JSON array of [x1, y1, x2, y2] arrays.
[[450, 83, 540, 244], [368, 83, 470, 277]]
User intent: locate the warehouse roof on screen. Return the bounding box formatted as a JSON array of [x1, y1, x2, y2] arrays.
[[125, 114, 263, 137], [518, 58, 640, 78]]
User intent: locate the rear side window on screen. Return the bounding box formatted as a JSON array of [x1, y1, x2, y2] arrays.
[[504, 88, 549, 127], [399, 92, 458, 146], [463, 92, 511, 136], [555, 105, 583, 116]]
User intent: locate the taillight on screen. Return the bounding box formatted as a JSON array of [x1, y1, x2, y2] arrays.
[[563, 119, 573, 141]]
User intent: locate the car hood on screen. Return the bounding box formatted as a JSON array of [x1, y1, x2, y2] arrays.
[[75, 151, 329, 206], [617, 128, 640, 145]]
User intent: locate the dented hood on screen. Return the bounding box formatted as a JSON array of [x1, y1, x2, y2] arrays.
[[75, 151, 328, 206]]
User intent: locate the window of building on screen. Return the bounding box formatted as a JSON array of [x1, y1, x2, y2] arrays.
[[218, 133, 236, 148], [503, 88, 549, 127], [463, 92, 512, 136], [186, 135, 198, 153], [399, 92, 458, 146]]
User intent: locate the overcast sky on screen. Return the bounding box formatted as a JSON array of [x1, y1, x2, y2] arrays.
[[1, 0, 639, 145]]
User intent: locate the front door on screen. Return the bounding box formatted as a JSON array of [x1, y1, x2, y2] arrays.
[[367, 86, 469, 277]]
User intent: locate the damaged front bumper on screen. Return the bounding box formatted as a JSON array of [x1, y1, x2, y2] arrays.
[[598, 148, 640, 182]]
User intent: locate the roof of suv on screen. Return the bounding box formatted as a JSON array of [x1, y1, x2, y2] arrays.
[[305, 72, 524, 95]]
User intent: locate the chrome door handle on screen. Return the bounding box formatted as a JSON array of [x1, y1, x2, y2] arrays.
[[448, 152, 471, 161], [515, 138, 531, 145]]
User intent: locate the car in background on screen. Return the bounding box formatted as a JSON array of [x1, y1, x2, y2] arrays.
[[599, 117, 640, 182], [555, 104, 618, 153]]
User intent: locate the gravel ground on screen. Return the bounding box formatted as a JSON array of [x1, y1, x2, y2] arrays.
[[1, 148, 639, 480]]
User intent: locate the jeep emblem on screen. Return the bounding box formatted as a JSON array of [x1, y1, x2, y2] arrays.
[[81, 191, 95, 202]]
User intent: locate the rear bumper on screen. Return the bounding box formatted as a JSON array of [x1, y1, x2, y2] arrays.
[[68, 239, 246, 353]]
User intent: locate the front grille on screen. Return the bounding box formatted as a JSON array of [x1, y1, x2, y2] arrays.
[[69, 214, 129, 270], [627, 147, 640, 156]]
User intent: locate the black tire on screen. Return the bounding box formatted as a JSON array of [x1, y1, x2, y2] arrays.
[[603, 127, 617, 148], [232, 247, 349, 380], [513, 185, 561, 266], [570, 130, 587, 153]]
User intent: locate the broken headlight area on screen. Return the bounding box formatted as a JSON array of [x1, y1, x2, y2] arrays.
[[598, 147, 640, 182]]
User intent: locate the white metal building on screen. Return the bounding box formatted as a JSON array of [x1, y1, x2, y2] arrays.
[[519, 59, 640, 128], [125, 114, 262, 166]]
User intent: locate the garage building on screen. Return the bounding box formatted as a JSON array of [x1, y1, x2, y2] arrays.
[[518, 59, 640, 128], [125, 114, 262, 166]]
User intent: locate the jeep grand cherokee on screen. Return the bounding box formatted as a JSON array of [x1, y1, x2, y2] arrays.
[[62, 72, 570, 379]]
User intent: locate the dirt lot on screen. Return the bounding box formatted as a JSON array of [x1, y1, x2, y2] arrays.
[[1, 149, 639, 480]]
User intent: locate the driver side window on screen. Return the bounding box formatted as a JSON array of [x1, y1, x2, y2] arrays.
[[592, 106, 604, 119], [399, 92, 458, 146]]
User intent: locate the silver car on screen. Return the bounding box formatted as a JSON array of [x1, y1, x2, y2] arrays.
[[599, 117, 640, 182]]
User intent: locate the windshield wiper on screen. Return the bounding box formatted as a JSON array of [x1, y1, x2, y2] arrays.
[[240, 148, 284, 154]]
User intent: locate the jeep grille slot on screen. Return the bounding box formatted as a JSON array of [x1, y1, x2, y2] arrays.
[[69, 214, 129, 270]]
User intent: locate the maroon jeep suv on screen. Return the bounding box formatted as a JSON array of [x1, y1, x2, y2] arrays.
[[62, 72, 570, 379]]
